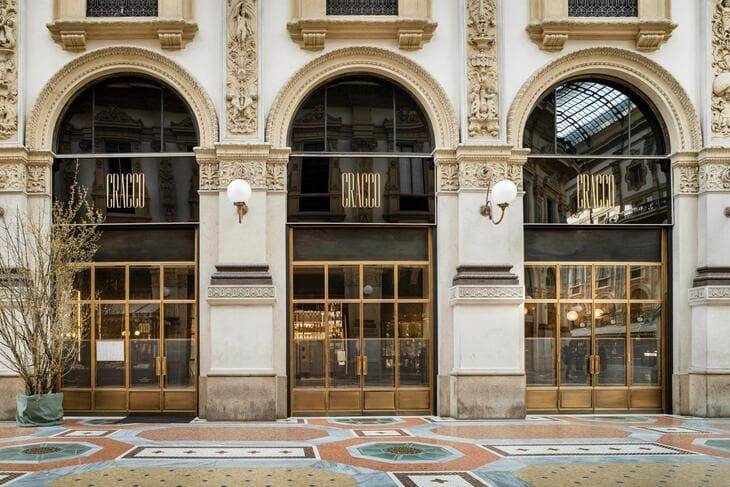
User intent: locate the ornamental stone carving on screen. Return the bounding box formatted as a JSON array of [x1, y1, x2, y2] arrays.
[[699, 162, 730, 192], [199, 162, 220, 191], [675, 164, 700, 194], [439, 163, 460, 192], [466, 0, 499, 138], [266, 162, 286, 192], [689, 286, 730, 306], [227, 0, 258, 136], [0, 162, 22, 191], [712, 1, 730, 137], [26, 165, 48, 194], [0, 0, 17, 140], [449, 285, 525, 305], [459, 162, 522, 190], [219, 160, 267, 189]]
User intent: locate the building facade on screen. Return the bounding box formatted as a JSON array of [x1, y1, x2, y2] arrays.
[[0, 0, 727, 420]]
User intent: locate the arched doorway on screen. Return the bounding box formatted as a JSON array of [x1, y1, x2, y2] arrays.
[[521, 77, 670, 413], [287, 75, 435, 416], [55, 75, 199, 414]]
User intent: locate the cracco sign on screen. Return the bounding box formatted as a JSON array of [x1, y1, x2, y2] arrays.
[[106, 173, 146, 210], [341, 172, 381, 209], [576, 173, 615, 212]]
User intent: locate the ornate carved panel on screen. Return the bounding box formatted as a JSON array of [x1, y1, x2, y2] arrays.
[[712, 1, 730, 137], [0, 162, 23, 191], [675, 164, 699, 195], [0, 0, 17, 140], [699, 162, 730, 192], [218, 160, 267, 190], [227, 0, 258, 136], [466, 0, 499, 138]]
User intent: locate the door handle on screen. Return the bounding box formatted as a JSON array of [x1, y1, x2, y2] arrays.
[[356, 356, 362, 376], [595, 354, 601, 375], [155, 356, 162, 377], [162, 356, 168, 377], [588, 355, 595, 375], [363, 356, 368, 376]]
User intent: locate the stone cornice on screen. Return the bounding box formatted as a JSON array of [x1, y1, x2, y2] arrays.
[[449, 285, 525, 305], [207, 285, 276, 305], [455, 145, 526, 191], [0, 147, 50, 195]]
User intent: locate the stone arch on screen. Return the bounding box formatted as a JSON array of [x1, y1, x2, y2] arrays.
[[27, 46, 219, 151], [507, 47, 702, 153], [266, 46, 459, 149]]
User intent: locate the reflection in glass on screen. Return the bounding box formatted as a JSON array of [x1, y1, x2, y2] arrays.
[[363, 303, 395, 387], [73, 268, 91, 300], [525, 266, 557, 299], [398, 303, 427, 339], [595, 266, 627, 300], [164, 267, 195, 300], [328, 303, 360, 340], [363, 266, 394, 299], [630, 266, 661, 300], [560, 266, 592, 299], [129, 304, 160, 387], [293, 304, 326, 387], [525, 303, 557, 386], [595, 303, 627, 386], [95, 304, 125, 387], [63, 303, 92, 388], [329, 339, 360, 387], [398, 266, 427, 298], [293, 267, 325, 300], [95, 267, 125, 300], [165, 303, 195, 388], [399, 339, 428, 386], [560, 303, 592, 386], [328, 266, 359, 300], [130, 267, 160, 300], [631, 303, 661, 385]]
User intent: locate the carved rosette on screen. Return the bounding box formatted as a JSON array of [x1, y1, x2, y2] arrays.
[[466, 0, 499, 139], [227, 0, 258, 136], [0, 161, 23, 191], [0, 0, 18, 140], [218, 160, 267, 189], [699, 162, 730, 192]]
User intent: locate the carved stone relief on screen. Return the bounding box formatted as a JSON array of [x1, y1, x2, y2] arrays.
[[699, 162, 730, 192], [675, 164, 700, 194], [0, 162, 22, 191], [0, 0, 17, 140], [227, 0, 258, 136], [459, 162, 522, 190], [466, 0, 499, 138], [712, 1, 730, 137], [218, 160, 267, 189], [26, 165, 47, 194]]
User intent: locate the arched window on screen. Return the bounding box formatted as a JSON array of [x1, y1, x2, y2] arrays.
[[287, 75, 435, 223], [523, 78, 671, 225], [53, 75, 200, 228]]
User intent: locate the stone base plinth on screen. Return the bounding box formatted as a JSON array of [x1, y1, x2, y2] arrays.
[[205, 375, 279, 421], [450, 374, 526, 419], [0, 376, 24, 420], [686, 373, 730, 417]]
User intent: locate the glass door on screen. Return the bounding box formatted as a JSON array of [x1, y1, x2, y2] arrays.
[[290, 258, 432, 416]]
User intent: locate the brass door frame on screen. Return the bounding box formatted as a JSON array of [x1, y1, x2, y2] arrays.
[[62, 261, 198, 414], [289, 228, 434, 416], [525, 258, 666, 413]]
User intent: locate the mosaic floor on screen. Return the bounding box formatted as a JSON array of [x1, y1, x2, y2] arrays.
[[0, 415, 729, 485]]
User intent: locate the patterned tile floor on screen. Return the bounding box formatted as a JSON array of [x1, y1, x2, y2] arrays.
[[0, 415, 728, 485]]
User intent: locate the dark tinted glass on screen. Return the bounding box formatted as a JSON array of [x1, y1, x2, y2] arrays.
[[523, 158, 671, 224], [55, 76, 197, 154], [525, 228, 663, 262], [53, 156, 199, 223], [287, 156, 435, 223], [95, 228, 196, 262], [524, 79, 667, 157], [293, 227, 429, 261], [290, 75, 433, 154]]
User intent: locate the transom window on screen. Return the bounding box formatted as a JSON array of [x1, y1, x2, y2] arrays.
[[568, 0, 638, 17], [522, 78, 670, 225], [86, 0, 159, 17], [326, 0, 398, 16]]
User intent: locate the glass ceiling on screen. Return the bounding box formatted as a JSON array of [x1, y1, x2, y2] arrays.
[[556, 81, 631, 150]]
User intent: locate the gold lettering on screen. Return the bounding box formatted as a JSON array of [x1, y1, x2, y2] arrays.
[[576, 173, 615, 212], [105, 173, 146, 210], [340, 172, 381, 209]]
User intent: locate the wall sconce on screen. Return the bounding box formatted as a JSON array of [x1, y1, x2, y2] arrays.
[[226, 179, 252, 224], [480, 179, 518, 224]]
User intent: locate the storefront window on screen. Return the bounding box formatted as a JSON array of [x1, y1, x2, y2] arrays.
[[523, 79, 671, 225]]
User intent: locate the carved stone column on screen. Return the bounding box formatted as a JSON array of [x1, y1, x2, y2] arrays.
[[446, 145, 528, 418]]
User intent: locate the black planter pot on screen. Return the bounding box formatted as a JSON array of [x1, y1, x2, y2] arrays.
[[16, 393, 64, 427]]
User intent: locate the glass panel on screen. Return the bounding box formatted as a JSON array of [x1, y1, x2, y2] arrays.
[[329, 339, 360, 387], [95, 267, 125, 300], [95, 228, 196, 262], [86, 0, 159, 17], [129, 267, 160, 300], [560, 303, 592, 386], [525, 228, 663, 262], [290, 88, 325, 152], [73, 268, 92, 300], [328, 266, 360, 300], [399, 339, 428, 386], [129, 303, 160, 388], [95, 304, 126, 387], [63, 304, 92, 388], [398, 266, 427, 299], [163, 88, 196, 152], [363, 266, 394, 299], [525, 303, 557, 386], [398, 303, 428, 339], [328, 303, 360, 340], [326, 78, 394, 153], [595, 303, 627, 386], [630, 266, 661, 300], [595, 265, 627, 300], [525, 266, 557, 299], [326, 0, 398, 15], [164, 303, 196, 388], [293, 267, 325, 300], [523, 90, 555, 155], [560, 265, 592, 300], [631, 303, 661, 385], [164, 267, 196, 300], [56, 88, 93, 154], [363, 303, 395, 387], [293, 304, 326, 387], [395, 88, 432, 153], [568, 0, 638, 17]]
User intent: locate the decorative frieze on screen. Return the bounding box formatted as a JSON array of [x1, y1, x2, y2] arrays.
[[466, 0, 499, 138], [227, 0, 259, 136], [689, 286, 730, 306], [0, 0, 17, 140], [459, 162, 523, 190], [219, 160, 267, 190], [449, 285, 525, 305], [713, 1, 730, 137], [675, 164, 700, 195], [25, 165, 48, 194], [0, 162, 23, 191], [699, 162, 730, 192], [207, 285, 276, 302]]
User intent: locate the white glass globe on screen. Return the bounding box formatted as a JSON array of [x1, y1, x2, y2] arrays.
[[227, 179, 252, 204], [566, 310, 579, 322], [491, 179, 518, 205]]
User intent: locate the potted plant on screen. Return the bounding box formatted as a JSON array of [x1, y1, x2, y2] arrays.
[[0, 177, 101, 426]]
